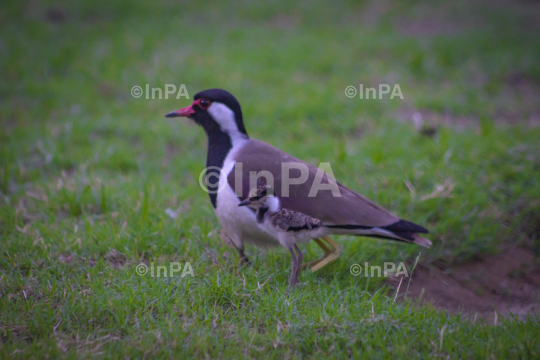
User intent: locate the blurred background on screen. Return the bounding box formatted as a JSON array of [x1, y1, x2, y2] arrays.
[[2, 0, 539, 256], [1, 0, 540, 355]]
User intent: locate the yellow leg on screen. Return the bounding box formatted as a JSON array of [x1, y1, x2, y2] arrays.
[[301, 239, 329, 270], [302, 237, 342, 272]]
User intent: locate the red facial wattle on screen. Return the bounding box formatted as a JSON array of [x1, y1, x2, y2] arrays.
[[165, 99, 210, 118]]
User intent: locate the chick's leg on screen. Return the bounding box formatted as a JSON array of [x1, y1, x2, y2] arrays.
[[288, 247, 299, 288], [294, 244, 303, 281]]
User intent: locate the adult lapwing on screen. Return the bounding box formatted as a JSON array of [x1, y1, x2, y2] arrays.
[[166, 89, 431, 270], [238, 185, 325, 287]]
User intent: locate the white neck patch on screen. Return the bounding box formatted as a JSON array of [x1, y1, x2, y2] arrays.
[[207, 102, 248, 147], [266, 196, 281, 213]]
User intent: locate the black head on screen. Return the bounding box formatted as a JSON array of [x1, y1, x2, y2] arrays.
[[165, 88, 248, 139]]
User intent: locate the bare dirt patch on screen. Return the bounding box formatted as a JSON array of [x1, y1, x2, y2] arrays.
[[389, 247, 540, 321], [396, 104, 540, 133], [266, 13, 299, 29], [105, 249, 127, 269], [396, 108, 475, 130], [393, 2, 478, 37]]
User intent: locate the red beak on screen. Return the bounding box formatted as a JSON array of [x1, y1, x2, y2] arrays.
[[165, 105, 195, 118]]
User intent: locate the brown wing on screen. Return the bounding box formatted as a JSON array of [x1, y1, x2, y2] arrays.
[[227, 139, 400, 228], [269, 209, 322, 232]]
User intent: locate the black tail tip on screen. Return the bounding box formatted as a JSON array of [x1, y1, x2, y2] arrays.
[[383, 219, 429, 234]]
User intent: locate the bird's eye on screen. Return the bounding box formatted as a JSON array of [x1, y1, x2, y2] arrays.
[[199, 99, 211, 109]]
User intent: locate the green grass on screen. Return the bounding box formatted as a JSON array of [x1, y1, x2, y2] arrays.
[[1, 0, 540, 357]]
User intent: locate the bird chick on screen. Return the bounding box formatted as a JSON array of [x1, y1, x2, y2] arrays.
[[238, 185, 325, 287]]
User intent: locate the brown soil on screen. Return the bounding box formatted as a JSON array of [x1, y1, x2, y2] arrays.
[[388, 247, 540, 322]]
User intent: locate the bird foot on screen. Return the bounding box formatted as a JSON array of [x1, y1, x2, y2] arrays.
[[238, 251, 251, 269]]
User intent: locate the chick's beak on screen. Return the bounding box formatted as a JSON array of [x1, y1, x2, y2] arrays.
[[238, 199, 251, 207]]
